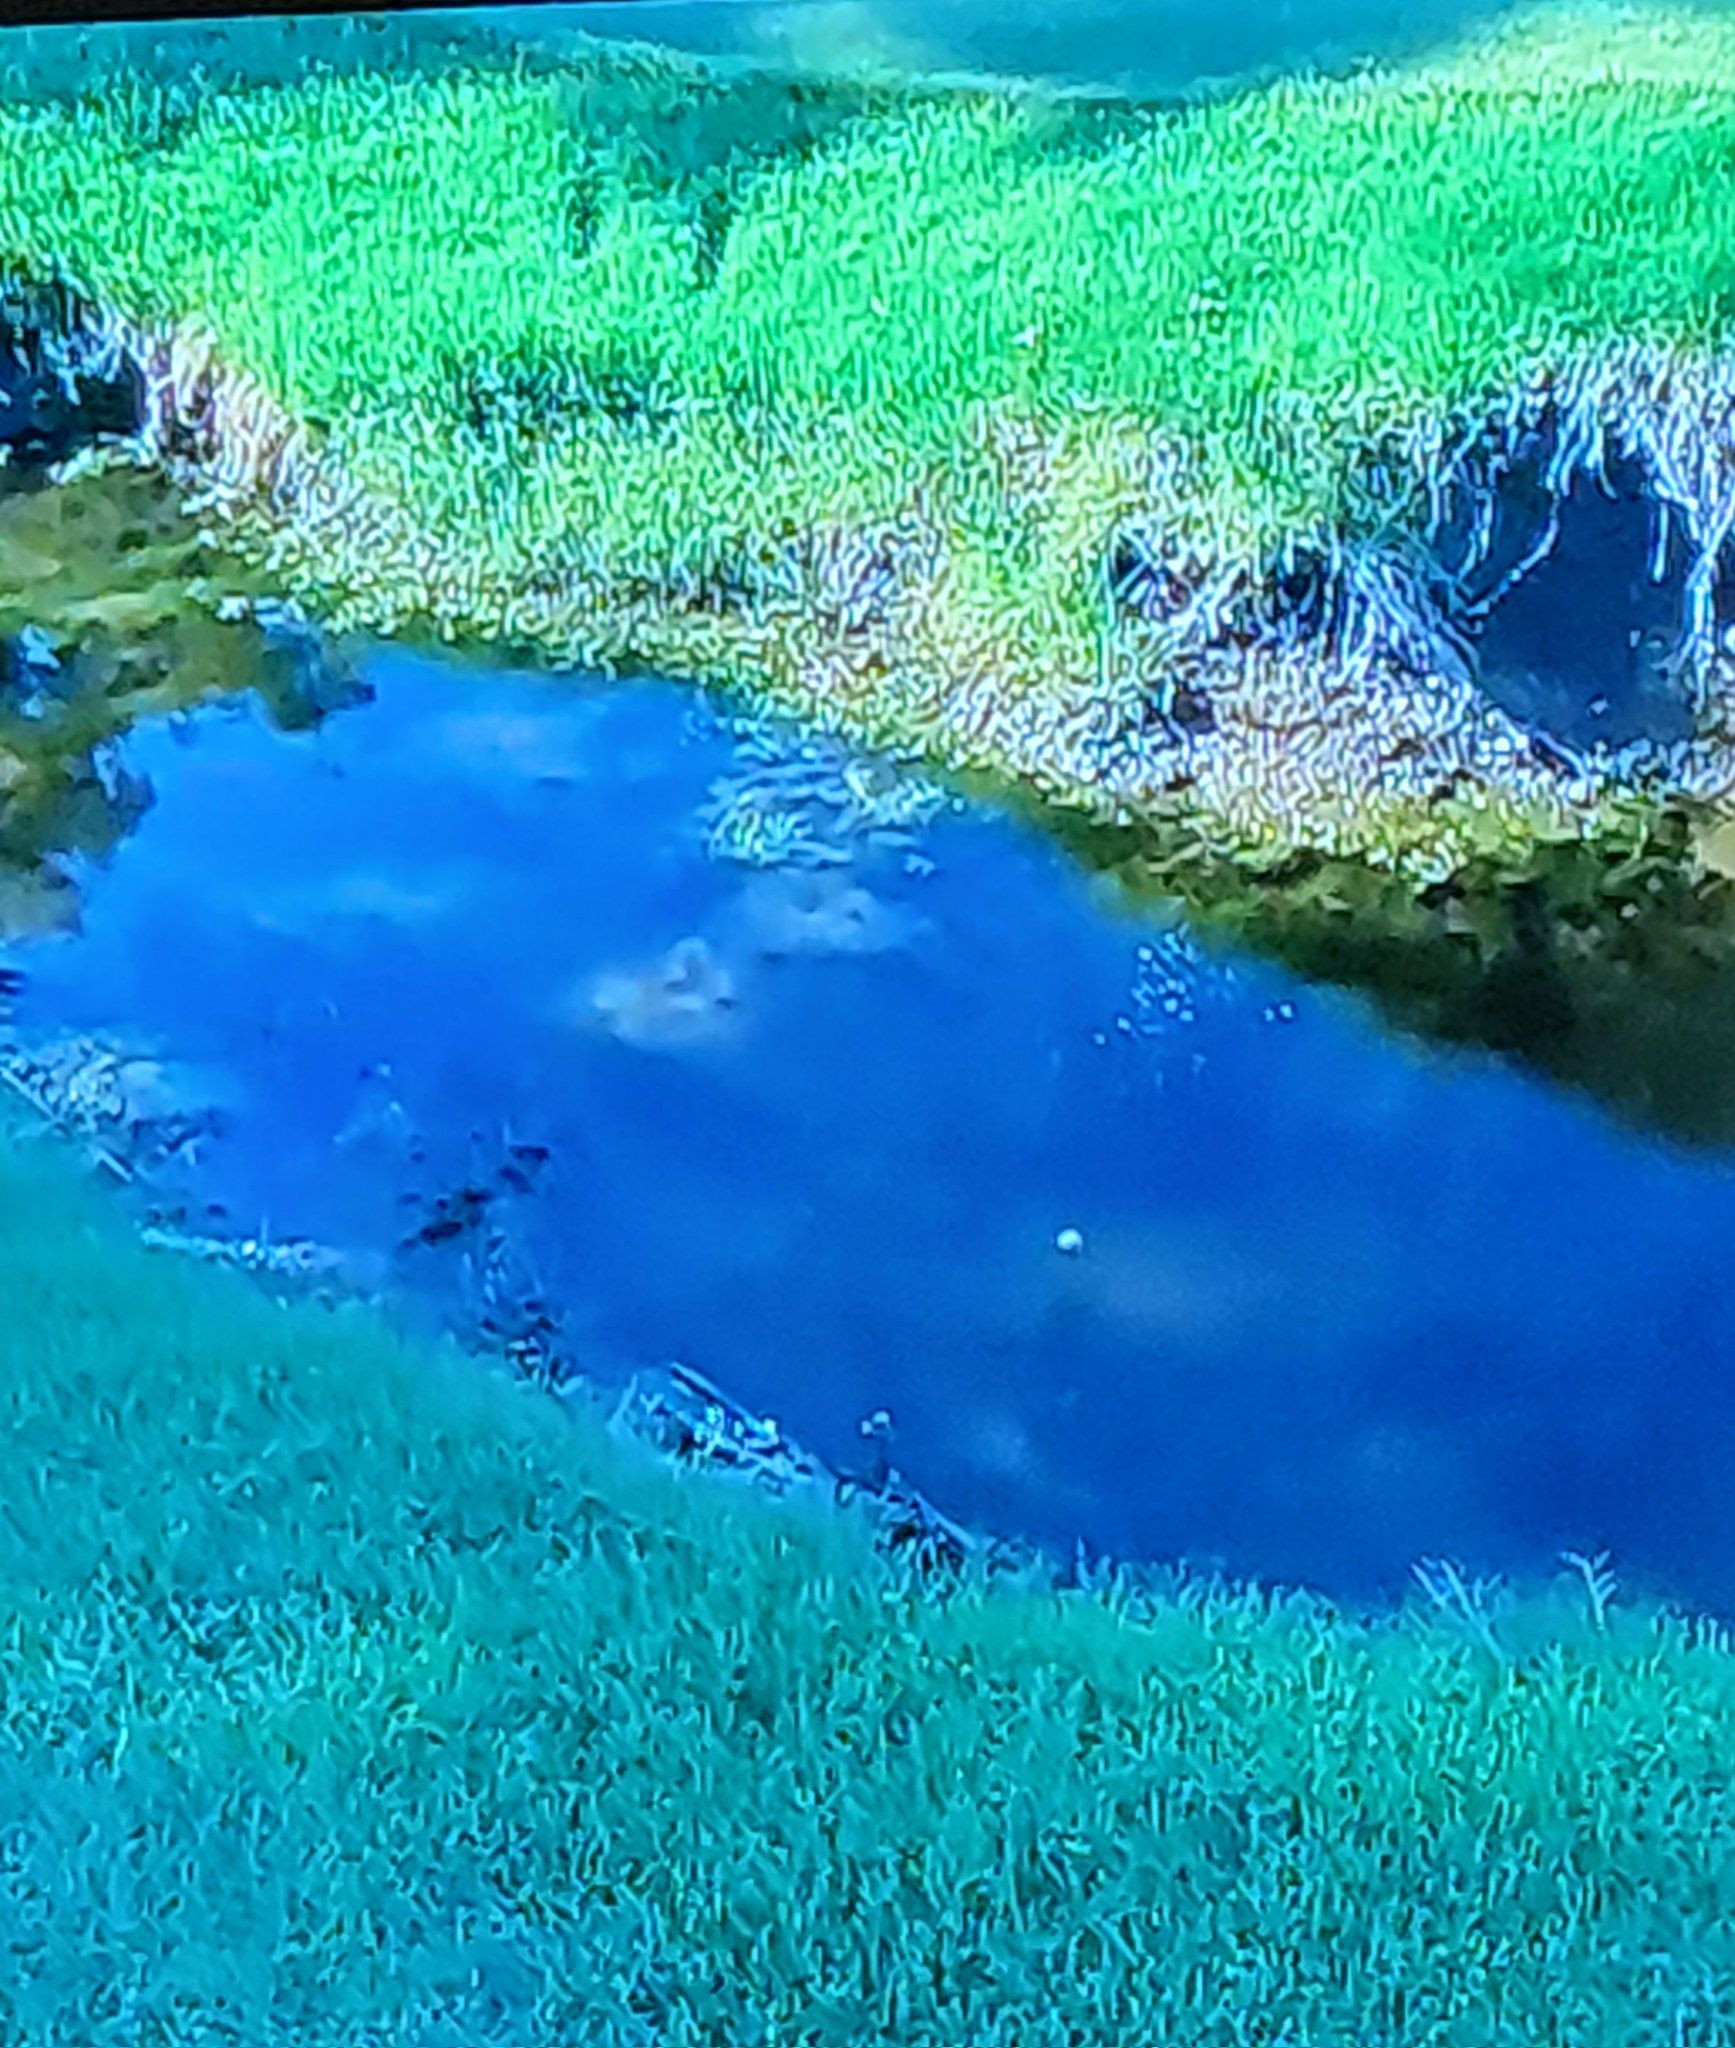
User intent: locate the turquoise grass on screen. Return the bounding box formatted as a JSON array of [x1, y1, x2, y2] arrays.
[[3, 1111, 1735, 2039]]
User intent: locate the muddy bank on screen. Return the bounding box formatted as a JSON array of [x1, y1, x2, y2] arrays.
[[971, 349, 1735, 879]]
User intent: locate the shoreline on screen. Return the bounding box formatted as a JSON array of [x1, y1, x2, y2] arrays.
[[0, 1006, 1087, 1603], [29, 273, 1735, 889], [15, 286, 1735, 1147], [0, 8, 1733, 891]]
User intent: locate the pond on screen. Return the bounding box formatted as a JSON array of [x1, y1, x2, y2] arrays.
[[5, 625, 1735, 1628]]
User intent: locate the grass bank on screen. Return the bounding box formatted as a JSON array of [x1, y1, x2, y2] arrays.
[[3, 4, 1735, 878], [4, 1109, 1735, 2041]]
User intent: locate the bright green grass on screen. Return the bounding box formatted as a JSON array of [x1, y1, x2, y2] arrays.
[[4, 1110, 1735, 2041], [1, 3, 1733, 774]]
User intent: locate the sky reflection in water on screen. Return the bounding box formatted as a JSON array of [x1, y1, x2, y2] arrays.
[[9, 645, 1735, 1625]]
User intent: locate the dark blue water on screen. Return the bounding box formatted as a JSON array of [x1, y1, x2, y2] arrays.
[[9, 645, 1735, 1625]]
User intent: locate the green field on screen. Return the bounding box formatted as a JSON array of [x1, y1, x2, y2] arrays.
[[2, 2, 1734, 874]]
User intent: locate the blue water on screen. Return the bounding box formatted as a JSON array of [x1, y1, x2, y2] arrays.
[[9, 644, 1735, 1625]]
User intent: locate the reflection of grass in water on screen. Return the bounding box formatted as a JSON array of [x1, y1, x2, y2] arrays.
[[0, 463, 287, 894], [0, 464, 276, 721], [697, 700, 955, 867], [5, 1106, 1735, 2033]]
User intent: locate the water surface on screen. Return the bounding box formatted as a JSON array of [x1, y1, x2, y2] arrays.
[[8, 644, 1735, 1626]]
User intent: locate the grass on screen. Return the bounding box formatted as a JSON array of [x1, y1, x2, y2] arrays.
[[5, 1107, 1735, 2040], [5, 23, 1735, 2030], [0, 5, 1733, 870]]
